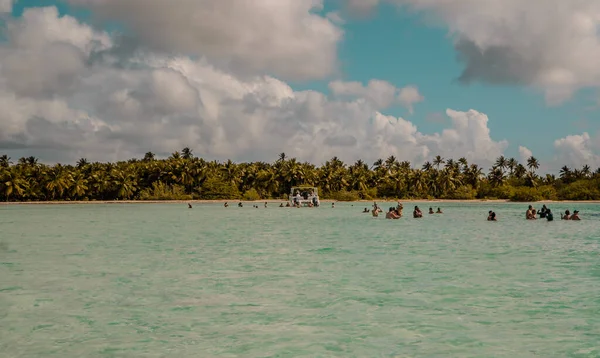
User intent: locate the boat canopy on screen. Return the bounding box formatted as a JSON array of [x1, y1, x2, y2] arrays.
[[290, 186, 318, 195]]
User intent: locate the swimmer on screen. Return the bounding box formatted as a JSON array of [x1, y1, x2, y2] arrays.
[[386, 207, 400, 219], [570, 210, 581, 220], [428, 207, 434, 214], [487, 210, 497, 221], [546, 208, 554, 221], [224, 202, 229, 207], [436, 207, 443, 214], [526, 205, 535, 220], [413, 206, 423, 218], [188, 203, 192, 209], [561, 210, 570, 220]]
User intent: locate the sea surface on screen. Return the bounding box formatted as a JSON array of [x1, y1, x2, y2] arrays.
[[1, 202, 600, 357]]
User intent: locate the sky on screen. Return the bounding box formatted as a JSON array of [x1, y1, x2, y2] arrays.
[[0, 0, 600, 172]]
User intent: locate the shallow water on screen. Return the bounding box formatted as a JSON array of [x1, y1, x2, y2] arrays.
[[1, 202, 600, 357]]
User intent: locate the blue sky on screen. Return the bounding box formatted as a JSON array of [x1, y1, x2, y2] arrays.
[[1, 0, 599, 168], [323, 2, 599, 160]]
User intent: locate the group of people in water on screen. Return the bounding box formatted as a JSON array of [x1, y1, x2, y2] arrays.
[[210, 201, 582, 222], [487, 204, 581, 221], [364, 202, 443, 219], [524, 204, 580, 221], [222, 201, 326, 208]]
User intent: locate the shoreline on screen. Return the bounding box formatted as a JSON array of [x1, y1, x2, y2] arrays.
[[2, 199, 600, 205]]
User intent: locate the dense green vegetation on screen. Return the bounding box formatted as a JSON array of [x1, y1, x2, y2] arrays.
[[1, 150, 599, 202]]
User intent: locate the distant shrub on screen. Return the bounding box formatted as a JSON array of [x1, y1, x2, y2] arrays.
[[445, 185, 477, 200], [242, 188, 261, 201], [328, 190, 361, 201], [361, 188, 378, 200], [536, 185, 558, 201], [558, 180, 600, 200], [198, 178, 241, 200], [509, 187, 543, 202], [477, 184, 513, 199], [138, 182, 192, 200]]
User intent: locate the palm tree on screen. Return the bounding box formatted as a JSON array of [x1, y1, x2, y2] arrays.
[[422, 161, 432, 172], [77, 158, 89, 169], [181, 147, 194, 160], [526, 156, 539, 174], [559, 166, 571, 180], [143, 152, 155, 161], [488, 167, 505, 187], [433, 155, 444, 170], [581, 164, 591, 178], [458, 157, 468, 172], [0, 155, 11, 168], [507, 158, 517, 177], [495, 156, 508, 173]]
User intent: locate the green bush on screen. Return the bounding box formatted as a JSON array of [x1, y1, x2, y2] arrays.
[[445, 185, 477, 200], [138, 182, 193, 200], [328, 190, 361, 201], [477, 184, 513, 199], [558, 180, 600, 200], [360, 187, 378, 200], [242, 188, 261, 201], [509, 187, 543, 202], [198, 178, 241, 200], [536, 185, 558, 201]]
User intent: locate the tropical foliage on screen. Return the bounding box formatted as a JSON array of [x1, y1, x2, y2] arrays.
[[1, 151, 599, 202]]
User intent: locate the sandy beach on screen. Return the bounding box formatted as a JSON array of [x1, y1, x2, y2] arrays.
[[2, 199, 599, 205]]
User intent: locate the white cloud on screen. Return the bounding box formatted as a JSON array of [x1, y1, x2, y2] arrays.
[[0, 0, 12, 13], [66, 0, 342, 81], [329, 80, 423, 112], [554, 132, 600, 169], [0, 6, 510, 167], [345, 0, 600, 105], [518, 146, 533, 163], [398, 85, 424, 114]]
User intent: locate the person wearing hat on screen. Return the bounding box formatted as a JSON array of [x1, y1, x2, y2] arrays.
[[570, 210, 581, 220]]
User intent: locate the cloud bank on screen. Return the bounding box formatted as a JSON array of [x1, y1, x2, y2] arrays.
[[0, 2, 595, 170], [345, 0, 600, 105]]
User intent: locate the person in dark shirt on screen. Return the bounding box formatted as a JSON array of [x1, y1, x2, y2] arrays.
[[539, 205, 548, 218], [546, 208, 553, 221]]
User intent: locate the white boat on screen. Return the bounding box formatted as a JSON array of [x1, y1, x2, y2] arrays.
[[289, 186, 320, 207]]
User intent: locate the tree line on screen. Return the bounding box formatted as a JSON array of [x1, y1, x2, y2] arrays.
[[1, 149, 599, 202]]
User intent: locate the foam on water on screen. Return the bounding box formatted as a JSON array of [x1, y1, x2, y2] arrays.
[[1, 202, 600, 357]]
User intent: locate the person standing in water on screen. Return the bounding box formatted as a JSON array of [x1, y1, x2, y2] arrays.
[[546, 208, 554, 221], [539, 205, 548, 218], [413, 206, 423, 218], [188, 203, 192, 209], [386, 207, 400, 219], [526, 205, 536, 220], [428, 207, 434, 214], [487, 210, 497, 221], [570, 210, 581, 220], [436, 207, 443, 214], [561, 210, 571, 220]]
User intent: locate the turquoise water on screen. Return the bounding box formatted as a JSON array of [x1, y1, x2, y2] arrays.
[[1, 202, 600, 357]]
